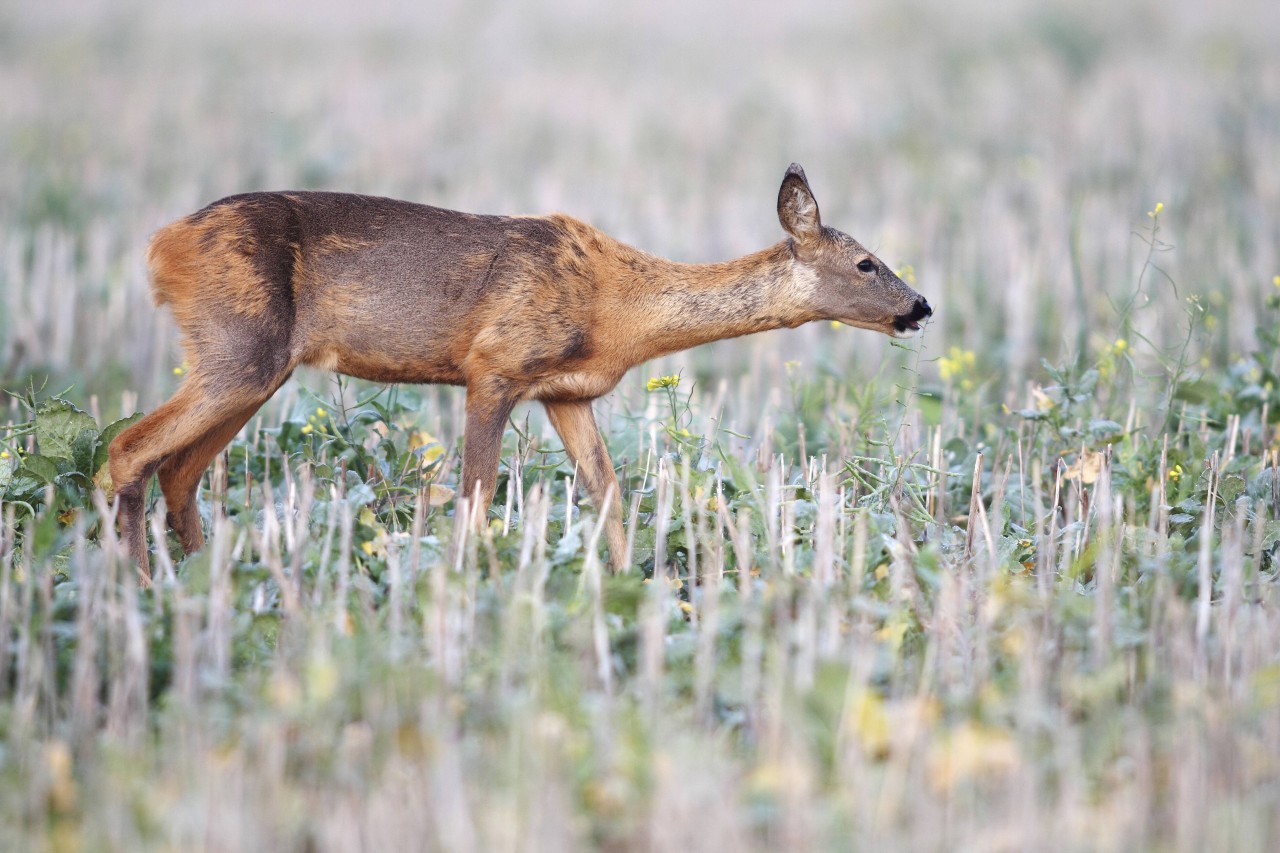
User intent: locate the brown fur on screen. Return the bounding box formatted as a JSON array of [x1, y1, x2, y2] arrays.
[[110, 165, 931, 581]]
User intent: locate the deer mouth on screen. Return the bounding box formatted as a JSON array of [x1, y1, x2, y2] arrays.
[[892, 297, 933, 336]]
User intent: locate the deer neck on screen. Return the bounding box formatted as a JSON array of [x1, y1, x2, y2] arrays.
[[608, 241, 819, 366]]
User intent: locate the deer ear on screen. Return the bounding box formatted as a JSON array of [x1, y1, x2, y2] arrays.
[[777, 163, 822, 244]]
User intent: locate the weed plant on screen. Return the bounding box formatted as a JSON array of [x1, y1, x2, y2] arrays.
[[3, 0, 1280, 849]]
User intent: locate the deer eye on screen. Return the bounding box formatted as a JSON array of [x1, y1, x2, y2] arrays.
[[856, 259, 876, 273]]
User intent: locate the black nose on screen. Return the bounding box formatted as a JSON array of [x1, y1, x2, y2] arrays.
[[892, 297, 933, 333]]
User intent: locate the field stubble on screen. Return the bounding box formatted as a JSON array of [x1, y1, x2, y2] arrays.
[[3, 0, 1280, 850]]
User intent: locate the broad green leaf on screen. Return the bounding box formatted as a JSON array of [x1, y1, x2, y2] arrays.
[[1077, 368, 1099, 396], [1216, 474, 1246, 505], [72, 428, 98, 478], [603, 574, 645, 620], [552, 526, 583, 566], [18, 454, 59, 485], [92, 412, 143, 475], [35, 399, 98, 462], [345, 482, 376, 506], [1087, 419, 1123, 439]]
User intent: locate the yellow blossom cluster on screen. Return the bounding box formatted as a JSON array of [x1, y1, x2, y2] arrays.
[[646, 374, 680, 392], [938, 347, 976, 381], [1098, 337, 1129, 380], [300, 407, 329, 435]]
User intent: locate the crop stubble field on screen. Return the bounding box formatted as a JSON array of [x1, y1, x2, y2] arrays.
[[3, 0, 1280, 849]]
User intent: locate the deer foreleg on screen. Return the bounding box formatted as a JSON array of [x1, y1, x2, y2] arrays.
[[544, 399, 627, 572]]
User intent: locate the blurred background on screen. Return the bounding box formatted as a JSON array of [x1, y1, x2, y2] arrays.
[[2, 0, 1278, 423]]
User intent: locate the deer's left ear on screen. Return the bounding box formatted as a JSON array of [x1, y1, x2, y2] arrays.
[[777, 163, 822, 244]]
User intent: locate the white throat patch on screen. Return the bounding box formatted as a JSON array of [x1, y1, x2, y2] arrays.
[[789, 261, 820, 302]]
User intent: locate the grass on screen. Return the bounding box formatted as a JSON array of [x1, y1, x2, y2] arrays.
[[3, 0, 1280, 849]]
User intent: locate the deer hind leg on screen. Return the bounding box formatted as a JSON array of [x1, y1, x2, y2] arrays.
[[156, 398, 271, 554], [108, 374, 284, 581], [459, 380, 519, 528], [544, 400, 626, 572]]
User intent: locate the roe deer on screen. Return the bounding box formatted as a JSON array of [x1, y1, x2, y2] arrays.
[[110, 164, 932, 581]]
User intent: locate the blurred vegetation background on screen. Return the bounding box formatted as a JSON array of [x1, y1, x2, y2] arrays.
[[3, 0, 1278, 422], [3, 2, 1280, 850]]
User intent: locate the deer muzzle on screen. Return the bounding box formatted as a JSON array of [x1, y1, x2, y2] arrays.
[[893, 296, 933, 335]]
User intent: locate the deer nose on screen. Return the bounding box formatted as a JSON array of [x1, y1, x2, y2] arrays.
[[892, 297, 933, 334]]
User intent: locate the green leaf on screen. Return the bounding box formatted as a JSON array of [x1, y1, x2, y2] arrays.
[[31, 495, 64, 556], [1216, 474, 1246, 505], [629, 526, 656, 567], [18, 454, 60, 485], [93, 412, 142, 475], [72, 428, 98, 478], [1173, 379, 1217, 405], [35, 399, 99, 462], [345, 482, 377, 506], [552, 526, 583, 566], [1088, 418, 1123, 436], [0, 455, 13, 493], [603, 574, 645, 620]]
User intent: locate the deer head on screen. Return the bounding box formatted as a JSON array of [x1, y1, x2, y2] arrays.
[[778, 164, 932, 338]]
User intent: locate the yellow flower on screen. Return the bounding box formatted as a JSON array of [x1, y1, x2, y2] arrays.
[[895, 264, 917, 285], [1147, 201, 1164, 218], [301, 424, 313, 434], [1031, 386, 1056, 411], [938, 347, 976, 381], [1169, 464, 1183, 482], [646, 374, 680, 392], [316, 407, 327, 418], [410, 431, 445, 465], [173, 366, 184, 375], [0, 450, 9, 460], [1113, 338, 1127, 352], [1273, 275, 1280, 288]]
